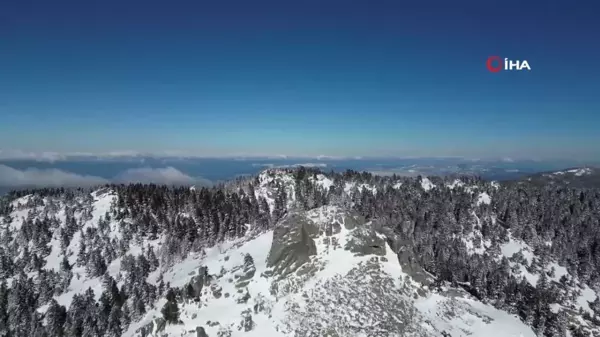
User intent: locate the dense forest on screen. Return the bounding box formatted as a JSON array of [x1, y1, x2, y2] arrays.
[[1, 167, 599, 336]]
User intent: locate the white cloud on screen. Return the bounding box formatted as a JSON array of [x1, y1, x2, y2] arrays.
[[0, 165, 211, 189], [252, 163, 328, 169], [0, 149, 66, 162], [0, 165, 109, 187], [114, 167, 212, 186]]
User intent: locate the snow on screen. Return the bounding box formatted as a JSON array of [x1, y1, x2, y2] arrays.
[[9, 179, 596, 337], [415, 293, 536, 337], [43, 207, 66, 271], [254, 170, 297, 213], [358, 183, 376, 194], [458, 211, 491, 255], [392, 182, 403, 189], [38, 189, 151, 313], [577, 285, 598, 314], [9, 194, 33, 208], [549, 303, 563, 314], [548, 262, 569, 282], [446, 179, 481, 193], [569, 168, 592, 176], [476, 192, 491, 206], [8, 208, 31, 231], [344, 182, 355, 194], [501, 237, 534, 264], [500, 236, 539, 285], [309, 174, 334, 191], [303, 207, 381, 288], [125, 203, 540, 337], [459, 232, 490, 256], [499, 234, 599, 316], [130, 230, 281, 337], [553, 168, 592, 176], [344, 181, 377, 195], [420, 177, 435, 191], [447, 179, 464, 190], [65, 190, 118, 266], [127, 206, 416, 337]]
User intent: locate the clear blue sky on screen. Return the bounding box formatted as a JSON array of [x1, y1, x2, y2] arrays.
[[1, 0, 599, 159]]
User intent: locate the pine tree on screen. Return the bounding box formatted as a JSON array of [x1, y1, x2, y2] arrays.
[[0, 279, 9, 336], [106, 306, 122, 337], [76, 238, 87, 267], [45, 299, 66, 337], [120, 302, 131, 332], [147, 246, 160, 272]]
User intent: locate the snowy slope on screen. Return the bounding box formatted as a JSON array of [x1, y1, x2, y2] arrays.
[[122, 206, 535, 337], [499, 234, 599, 317]]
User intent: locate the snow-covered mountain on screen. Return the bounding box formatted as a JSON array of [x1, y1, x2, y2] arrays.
[[125, 206, 538, 337], [517, 167, 600, 188], [1, 168, 599, 337]]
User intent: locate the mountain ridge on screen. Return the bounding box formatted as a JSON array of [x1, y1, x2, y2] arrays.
[[512, 166, 600, 188]]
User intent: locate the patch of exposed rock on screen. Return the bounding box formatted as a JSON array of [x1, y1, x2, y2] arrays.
[[344, 221, 387, 256], [267, 213, 319, 277]]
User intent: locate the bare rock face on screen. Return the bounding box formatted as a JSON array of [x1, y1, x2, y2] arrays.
[[343, 221, 387, 256], [267, 213, 320, 277], [377, 224, 434, 287]]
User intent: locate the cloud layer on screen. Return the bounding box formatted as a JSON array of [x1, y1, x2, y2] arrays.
[[252, 163, 328, 169], [0, 165, 211, 189], [0, 165, 109, 187], [114, 167, 212, 186]]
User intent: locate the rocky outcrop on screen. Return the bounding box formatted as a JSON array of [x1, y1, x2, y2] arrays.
[[377, 224, 434, 286], [343, 221, 386, 256], [235, 253, 256, 288], [267, 213, 319, 277], [196, 326, 209, 337], [239, 309, 254, 332], [188, 266, 210, 298]]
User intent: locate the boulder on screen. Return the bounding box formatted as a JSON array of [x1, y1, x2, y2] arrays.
[[188, 266, 210, 298], [196, 326, 209, 337]]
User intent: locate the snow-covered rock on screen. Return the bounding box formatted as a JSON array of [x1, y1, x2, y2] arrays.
[[124, 206, 536, 337]]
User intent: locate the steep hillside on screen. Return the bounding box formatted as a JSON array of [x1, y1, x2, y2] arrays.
[[1, 168, 600, 336]]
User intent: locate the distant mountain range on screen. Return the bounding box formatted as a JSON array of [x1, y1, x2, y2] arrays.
[[513, 167, 600, 188], [2, 157, 597, 195]]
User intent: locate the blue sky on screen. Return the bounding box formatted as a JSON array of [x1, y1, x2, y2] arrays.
[[1, 0, 599, 159]]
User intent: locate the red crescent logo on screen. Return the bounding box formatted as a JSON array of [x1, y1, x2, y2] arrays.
[[486, 56, 503, 73]]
